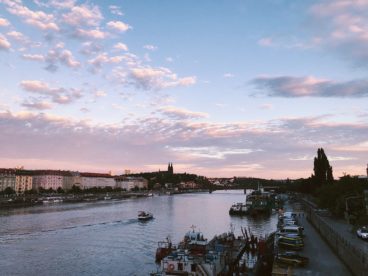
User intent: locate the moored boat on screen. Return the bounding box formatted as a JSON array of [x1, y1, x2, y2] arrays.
[[229, 202, 249, 215], [42, 197, 63, 204]]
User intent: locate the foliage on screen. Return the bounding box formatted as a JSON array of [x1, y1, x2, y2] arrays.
[[311, 148, 334, 188], [316, 175, 367, 217], [3, 187, 15, 195], [127, 171, 210, 189]]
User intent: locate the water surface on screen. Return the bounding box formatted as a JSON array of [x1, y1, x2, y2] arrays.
[[0, 190, 278, 275]]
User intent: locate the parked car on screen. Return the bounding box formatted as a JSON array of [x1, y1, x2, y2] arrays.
[[276, 251, 309, 267], [356, 227, 368, 240]]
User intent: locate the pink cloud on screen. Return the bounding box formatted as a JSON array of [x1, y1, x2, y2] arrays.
[[107, 21, 131, 32]]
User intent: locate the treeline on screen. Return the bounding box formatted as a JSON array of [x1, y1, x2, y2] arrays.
[[233, 148, 368, 220], [127, 171, 210, 189]]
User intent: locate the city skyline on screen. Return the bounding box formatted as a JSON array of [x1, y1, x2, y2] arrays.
[[0, 0, 368, 178]]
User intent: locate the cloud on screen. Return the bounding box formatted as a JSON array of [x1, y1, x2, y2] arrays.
[[113, 65, 197, 91], [21, 100, 52, 110], [113, 42, 128, 51], [0, 33, 11, 50], [259, 103, 273, 110], [168, 146, 255, 160], [6, 31, 26, 42], [258, 37, 273, 47], [59, 49, 81, 68], [308, 0, 368, 66], [74, 28, 106, 40], [223, 73, 234, 78], [3, 1, 59, 31], [62, 4, 103, 27], [143, 44, 157, 51], [80, 41, 102, 56], [0, 110, 367, 177], [20, 80, 82, 104], [109, 5, 124, 16], [166, 57, 174, 63], [252, 75, 368, 97], [107, 20, 131, 32], [21, 53, 45, 61], [95, 90, 107, 97], [88, 52, 125, 71], [159, 106, 209, 120], [0, 18, 10, 27], [49, 0, 76, 9], [44, 46, 81, 71]]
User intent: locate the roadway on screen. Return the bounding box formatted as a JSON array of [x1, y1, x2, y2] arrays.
[[284, 201, 351, 276]]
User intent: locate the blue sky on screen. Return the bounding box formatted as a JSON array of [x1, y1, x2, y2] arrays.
[[0, 0, 367, 178]]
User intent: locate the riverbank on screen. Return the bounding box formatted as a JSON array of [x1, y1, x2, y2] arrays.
[[0, 189, 209, 209]]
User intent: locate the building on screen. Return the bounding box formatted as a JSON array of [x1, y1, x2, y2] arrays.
[[179, 181, 198, 189], [32, 170, 64, 191], [168, 163, 174, 174], [62, 171, 81, 190], [15, 170, 33, 194], [0, 168, 16, 192], [115, 176, 148, 191], [80, 172, 115, 189]]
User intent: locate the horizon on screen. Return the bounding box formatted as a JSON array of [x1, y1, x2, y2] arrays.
[[1, 0, 368, 179]]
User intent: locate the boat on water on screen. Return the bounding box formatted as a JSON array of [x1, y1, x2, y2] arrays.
[[138, 211, 153, 221], [154, 227, 225, 275], [230, 184, 284, 217], [229, 202, 249, 215], [156, 237, 174, 263], [42, 197, 63, 204]]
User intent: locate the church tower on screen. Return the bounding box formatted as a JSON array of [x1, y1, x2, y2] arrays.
[[168, 162, 174, 174]]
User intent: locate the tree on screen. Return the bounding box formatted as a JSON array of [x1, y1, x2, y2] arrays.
[[70, 185, 82, 194], [57, 187, 64, 194], [312, 148, 334, 188], [3, 187, 15, 195]]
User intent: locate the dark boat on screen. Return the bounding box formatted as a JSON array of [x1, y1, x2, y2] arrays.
[[155, 236, 173, 263], [138, 211, 153, 221]]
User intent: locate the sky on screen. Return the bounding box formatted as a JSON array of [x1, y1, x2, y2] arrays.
[[0, 0, 367, 179]]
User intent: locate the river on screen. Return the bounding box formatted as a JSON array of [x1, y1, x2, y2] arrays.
[[0, 190, 278, 276]]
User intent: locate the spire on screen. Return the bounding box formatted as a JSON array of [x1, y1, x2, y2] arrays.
[[168, 162, 173, 174]]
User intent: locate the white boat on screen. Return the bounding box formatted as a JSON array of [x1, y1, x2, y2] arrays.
[[229, 202, 249, 215], [138, 211, 154, 221], [42, 197, 63, 204]]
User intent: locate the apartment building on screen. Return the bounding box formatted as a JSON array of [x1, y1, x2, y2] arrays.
[[115, 176, 148, 191]]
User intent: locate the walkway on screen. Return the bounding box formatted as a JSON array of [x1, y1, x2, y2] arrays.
[[284, 201, 351, 275]]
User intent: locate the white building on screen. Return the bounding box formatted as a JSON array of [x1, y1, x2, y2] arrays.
[[80, 173, 115, 189], [115, 176, 148, 191], [62, 171, 81, 190]]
